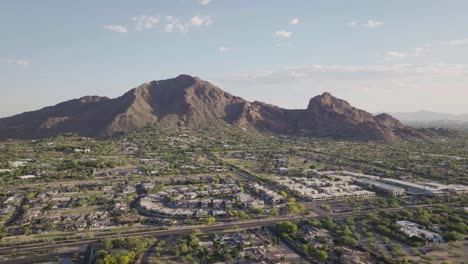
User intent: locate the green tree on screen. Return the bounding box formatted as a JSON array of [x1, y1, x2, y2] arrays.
[[443, 231, 463, 242], [270, 207, 280, 217], [102, 238, 113, 251], [276, 221, 298, 235], [313, 250, 328, 261]]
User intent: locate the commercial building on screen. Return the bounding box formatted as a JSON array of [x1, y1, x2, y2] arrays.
[[381, 178, 436, 196], [354, 178, 405, 196], [275, 177, 375, 201]]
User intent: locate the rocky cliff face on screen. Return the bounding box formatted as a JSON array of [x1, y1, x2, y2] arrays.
[[0, 74, 430, 141]]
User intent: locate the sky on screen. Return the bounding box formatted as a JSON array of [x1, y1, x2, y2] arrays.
[[1, 0, 468, 118]]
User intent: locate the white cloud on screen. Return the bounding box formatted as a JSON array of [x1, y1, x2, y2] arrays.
[[364, 20, 384, 28], [382, 46, 430, 61], [443, 38, 468, 46], [347, 21, 358, 27], [218, 46, 232, 53], [348, 20, 384, 28], [7, 60, 30, 66], [226, 63, 468, 84], [190, 16, 213, 26], [104, 25, 128, 33], [290, 18, 300, 25], [163, 17, 180, 32], [413, 47, 425, 55], [199, 0, 214, 5], [132, 15, 159, 31], [384, 51, 407, 61], [274, 30, 292, 38], [164, 15, 213, 33]]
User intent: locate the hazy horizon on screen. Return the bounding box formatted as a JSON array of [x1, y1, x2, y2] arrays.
[[1, 0, 468, 117], [0, 74, 467, 119]]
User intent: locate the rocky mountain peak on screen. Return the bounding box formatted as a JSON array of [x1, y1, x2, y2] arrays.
[[0, 75, 430, 141], [173, 74, 199, 86], [307, 92, 355, 113], [374, 113, 404, 127]]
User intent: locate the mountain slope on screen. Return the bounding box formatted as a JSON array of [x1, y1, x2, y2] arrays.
[[0, 75, 429, 141]]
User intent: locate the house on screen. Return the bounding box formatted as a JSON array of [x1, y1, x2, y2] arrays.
[[277, 167, 289, 175], [235, 193, 254, 203], [196, 209, 209, 217], [89, 219, 112, 229], [209, 189, 221, 196], [212, 199, 224, 209], [340, 247, 367, 264], [216, 232, 244, 247], [74, 148, 91, 153], [212, 210, 227, 217], [198, 241, 214, 249], [200, 199, 210, 209], [19, 175, 36, 179], [184, 192, 198, 200], [300, 226, 334, 248], [397, 220, 444, 243]]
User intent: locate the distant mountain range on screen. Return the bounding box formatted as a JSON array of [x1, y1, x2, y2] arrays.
[[0, 74, 430, 141], [388, 111, 468, 122]]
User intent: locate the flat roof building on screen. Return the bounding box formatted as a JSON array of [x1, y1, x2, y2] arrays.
[[381, 178, 435, 196], [354, 178, 405, 196]]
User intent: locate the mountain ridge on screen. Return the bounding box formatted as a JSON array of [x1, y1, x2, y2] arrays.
[[387, 110, 468, 122], [0, 74, 430, 141]]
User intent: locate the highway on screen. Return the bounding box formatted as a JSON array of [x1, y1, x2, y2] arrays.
[[0, 209, 383, 255], [0, 203, 458, 264]]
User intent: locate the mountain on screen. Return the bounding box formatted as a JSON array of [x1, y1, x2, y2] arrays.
[[0, 74, 429, 141], [388, 111, 468, 122]]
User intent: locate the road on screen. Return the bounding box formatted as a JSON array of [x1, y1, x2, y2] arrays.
[[0, 203, 456, 264], [0, 209, 386, 256]]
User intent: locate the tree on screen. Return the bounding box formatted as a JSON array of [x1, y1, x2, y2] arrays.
[[24, 228, 32, 235], [251, 207, 264, 215], [313, 250, 328, 261], [270, 207, 280, 217], [26, 192, 36, 199], [276, 221, 298, 235], [96, 254, 117, 264], [102, 238, 113, 251], [340, 235, 358, 247], [116, 255, 130, 264], [443, 231, 462, 242], [238, 211, 249, 219], [204, 217, 216, 225]]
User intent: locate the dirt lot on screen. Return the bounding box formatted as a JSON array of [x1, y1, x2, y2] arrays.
[[407, 238, 467, 264]]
